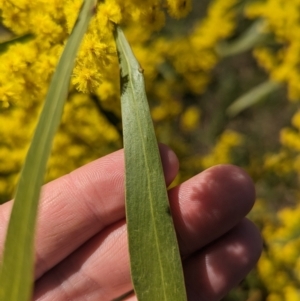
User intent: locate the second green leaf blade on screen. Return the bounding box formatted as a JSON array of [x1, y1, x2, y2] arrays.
[[114, 26, 187, 301]]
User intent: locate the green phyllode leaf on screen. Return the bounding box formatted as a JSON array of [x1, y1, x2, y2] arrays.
[[216, 20, 268, 58], [227, 80, 282, 117], [0, 34, 34, 54], [0, 1, 97, 300], [114, 26, 187, 301]]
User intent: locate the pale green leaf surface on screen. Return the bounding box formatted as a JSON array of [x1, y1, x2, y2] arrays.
[[227, 80, 282, 117], [217, 20, 268, 58], [0, 1, 96, 300], [114, 26, 187, 301]]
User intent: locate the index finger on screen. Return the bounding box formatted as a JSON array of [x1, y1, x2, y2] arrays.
[[0, 145, 179, 279]]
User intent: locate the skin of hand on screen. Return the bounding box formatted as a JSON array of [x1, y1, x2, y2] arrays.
[[0, 145, 262, 301]]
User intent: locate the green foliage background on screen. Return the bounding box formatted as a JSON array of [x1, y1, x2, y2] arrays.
[[1, 0, 300, 300]]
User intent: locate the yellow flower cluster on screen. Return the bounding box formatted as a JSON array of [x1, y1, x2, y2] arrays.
[[257, 108, 300, 300], [0, 0, 195, 105], [264, 110, 300, 176], [162, 0, 239, 94], [180, 130, 244, 180], [246, 0, 300, 100], [257, 204, 300, 301], [166, 0, 192, 19], [180, 106, 201, 132], [200, 130, 244, 169]]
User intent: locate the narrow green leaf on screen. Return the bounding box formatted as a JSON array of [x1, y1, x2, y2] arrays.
[[0, 34, 34, 54], [227, 80, 282, 117], [114, 26, 187, 301], [216, 20, 268, 58], [0, 1, 96, 300]]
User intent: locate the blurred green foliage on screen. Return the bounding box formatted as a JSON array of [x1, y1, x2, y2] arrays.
[[1, 0, 300, 300]]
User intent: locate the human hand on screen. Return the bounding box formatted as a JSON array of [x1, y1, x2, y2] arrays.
[[0, 145, 262, 301]]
